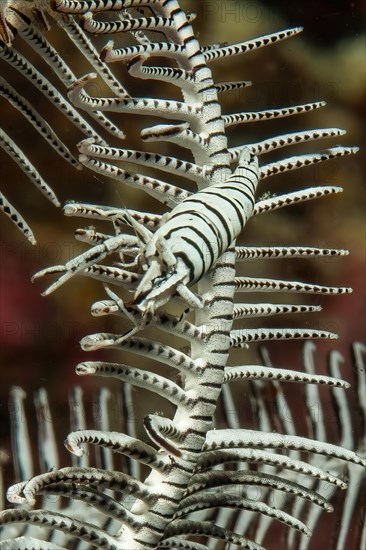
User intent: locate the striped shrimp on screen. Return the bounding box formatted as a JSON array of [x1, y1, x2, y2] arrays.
[[131, 147, 259, 315], [34, 147, 259, 316]]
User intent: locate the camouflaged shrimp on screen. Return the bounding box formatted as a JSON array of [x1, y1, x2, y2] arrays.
[[34, 147, 259, 317]]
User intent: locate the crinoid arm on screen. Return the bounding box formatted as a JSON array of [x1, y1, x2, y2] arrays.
[[0, 1, 364, 549]]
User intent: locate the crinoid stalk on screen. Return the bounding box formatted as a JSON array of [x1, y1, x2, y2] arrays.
[[0, 1, 365, 549]]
